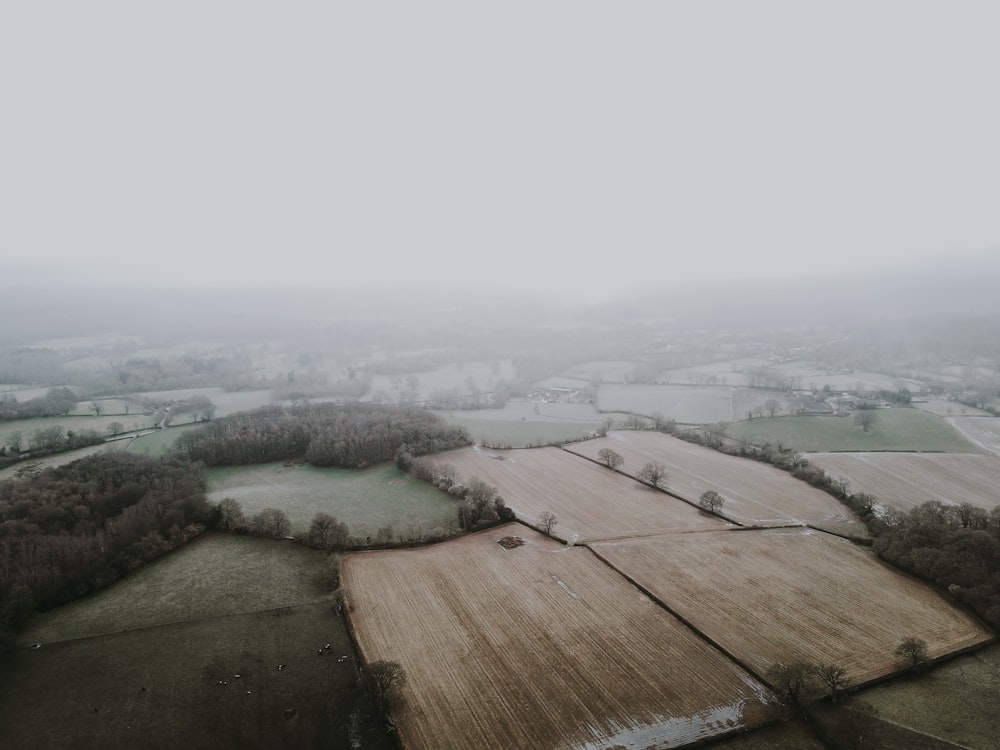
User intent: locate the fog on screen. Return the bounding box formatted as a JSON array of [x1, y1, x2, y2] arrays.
[[3, 2, 999, 295]]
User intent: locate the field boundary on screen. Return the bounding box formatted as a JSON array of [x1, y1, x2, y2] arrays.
[[584, 533, 775, 694], [559, 444, 741, 526], [17, 597, 334, 649]]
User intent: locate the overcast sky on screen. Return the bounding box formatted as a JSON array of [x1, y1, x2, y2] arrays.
[[2, 2, 998, 294]]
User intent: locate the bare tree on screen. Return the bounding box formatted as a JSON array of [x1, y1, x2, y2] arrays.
[[894, 636, 929, 671], [767, 662, 817, 708], [250, 508, 290, 538], [699, 490, 724, 513], [638, 461, 668, 488], [597, 448, 624, 471], [362, 660, 407, 727], [854, 409, 877, 433], [764, 398, 781, 418], [538, 510, 557, 536], [816, 663, 850, 703]]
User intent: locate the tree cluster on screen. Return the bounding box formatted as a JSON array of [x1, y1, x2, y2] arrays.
[[680, 427, 1000, 630], [874, 501, 1000, 628], [0, 387, 77, 421], [0, 426, 105, 467], [175, 403, 471, 468], [0, 453, 210, 653]]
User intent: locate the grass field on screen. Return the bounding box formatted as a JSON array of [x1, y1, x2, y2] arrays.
[[597, 383, 735, 423], [343, 525, 772, 750], [0, 413, 159, 450], [759, 361, 920, 393], [944, 416, 1000, 454], [831, 643, 1000, 750], [1, 603, 383, 750], [207, 462, 459, 538], [566, 432, 863, 534], [364, 359, 517, 403], [725, 409, 982, 453], [0, 442, 129, 481], [913, 398, 993, 417], [133, 387, 278, 418], [590, 527, 993, 688], [433, 446, 732, 541], [1, 532, 389, 750], [807, 452, 1000, 512], [434, 400, 611, 447], [128, 424, 204, 457], [18, 533, 332, 645]]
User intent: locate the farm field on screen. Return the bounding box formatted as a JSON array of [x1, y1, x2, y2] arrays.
[[589, 527, 993, 687], [128, 424, 204, 457], [760, 361, 919, 392], [18, 533, 332, 645], [943, 416, 1000, 454], [0, 442, 127, 481], [432, 446, 732, 541], [807, 452, 1000, 512], [597, 383, 734, 422], [0, 413, 159, 451], [834, 643, 1000, 750], [913, 398, 993, 417], [0, 600, 382, 750], [566, 432, 862, 533], [563, 359, 636, 382], [207, 462, 459, 538], [434, 400, 610, 447], [725, 409, 982, 453], [343, 525, 773, 750], [364, 359, 517, 403], [134, 386, 278, 418], [597, 384, 795, 425]]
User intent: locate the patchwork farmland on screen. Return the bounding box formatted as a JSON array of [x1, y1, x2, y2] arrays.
[[343, 526, 772, 750], [432, 445, 732, 541], [345, 434, 994, 748], [808, 451, 1000, 512], [590, 528, 992, 687], [566, 431, 861, 533]]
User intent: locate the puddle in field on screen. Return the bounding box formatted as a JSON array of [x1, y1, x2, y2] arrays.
[[575, 696, 770, 750]]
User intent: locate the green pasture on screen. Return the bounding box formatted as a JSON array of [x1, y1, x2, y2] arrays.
[[207, 462, 459, 538], [0, 600, 389, 750], [434, 400, 612, 447], [833, 644, 1000, 750], [128, 424, 204, 457], [0, 414, 158, 452], [725, 409, 982, 453], [18, 533, 330, 645], [133, 387, 278, 417]]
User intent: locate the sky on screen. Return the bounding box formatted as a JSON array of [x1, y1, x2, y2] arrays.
[[2, 1, 999, 294]]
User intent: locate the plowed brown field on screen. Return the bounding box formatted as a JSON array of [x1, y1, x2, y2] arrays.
[[809, 452, 1000, 512], [566, 432, 861, 532], [433, 445, 732, 541], [343, 525, 772, 750], [590, 528, 993, 688]]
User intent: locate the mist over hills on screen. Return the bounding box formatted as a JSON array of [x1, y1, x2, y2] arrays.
[[3, 247, 999, 349]]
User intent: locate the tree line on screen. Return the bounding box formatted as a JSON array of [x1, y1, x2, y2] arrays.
[[175, 403, 471, 468], [0, 387, 77, 421], [0, 453, 211, 654], [676, 425, 1000, 630]]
